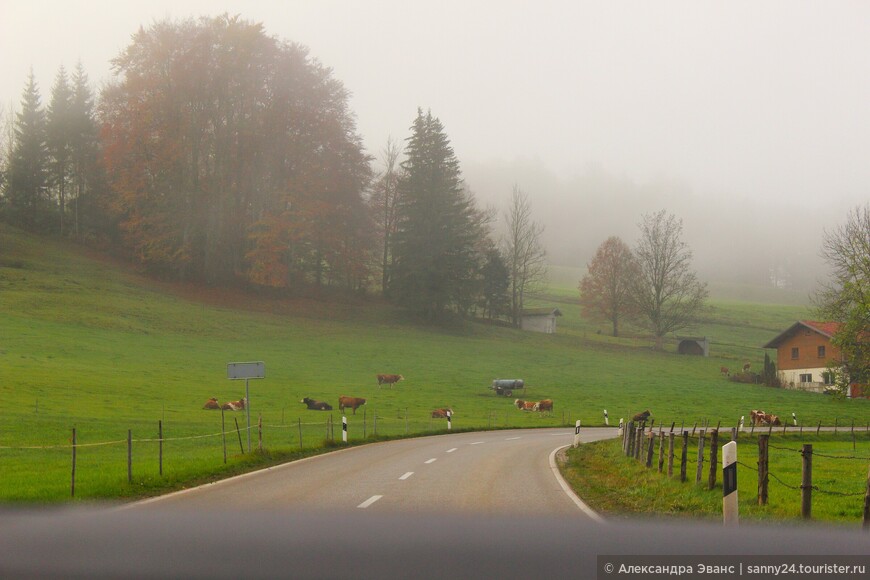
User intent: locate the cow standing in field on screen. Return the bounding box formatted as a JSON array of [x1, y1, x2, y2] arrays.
[[338, 395, 366, 414], [720, 367, 730, 377], [632, 410, 651, 423], [203, 397, 220, 410], [533, 399, 554, 414], [431, 408, 453, 418], [301, 397, 332, 411], [377, 374, 404, 389], [514, 399, 536, 411]]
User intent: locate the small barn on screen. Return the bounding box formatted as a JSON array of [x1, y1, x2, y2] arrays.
[[520, 308, 562, 334], [677, 336, 709, 356]]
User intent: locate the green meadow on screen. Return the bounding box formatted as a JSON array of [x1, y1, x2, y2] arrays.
[[2, 223, 869, 505]]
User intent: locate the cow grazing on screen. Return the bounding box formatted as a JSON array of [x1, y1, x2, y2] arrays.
[[514, 399, 536, 411], [431, 408, 453, 418], [632, 410, 651, 423], [377, 374, 404, 389], [221, 398, 246, 411], [534, 399, 554, 413], [203, 397, 220, 410], [301, 397, 332, 411], [750, 409, 781, 427], [743, 362, 752, 373], [338, 395, 366, 414], [720, 366, 730, 377]]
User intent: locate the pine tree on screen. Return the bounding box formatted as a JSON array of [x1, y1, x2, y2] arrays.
[[68, 62, 103, 239], [391, 109, 481, 320], [47, 65, 73, 235], [4, 70, 48, 231]]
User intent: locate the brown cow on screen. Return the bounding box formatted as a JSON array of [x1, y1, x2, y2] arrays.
[[632, 410, 651, 423], [533, 399, 554, 413], [720, 366, 730, 376], [301, 397, 332, 411], [514, 399, 536, 411], [743, 362, 752, 373], [221, 397, 246, 411], [377, 374, 404, 389], [203, 397, 220, 410], [431, 408, 453, 418], [338, 395, 366, 414]]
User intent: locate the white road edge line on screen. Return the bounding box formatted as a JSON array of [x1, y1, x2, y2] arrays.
[[399, 472, 414, 480], [358, 495, 383, 509], [446, 448, 458, 453], [424, 458, 437, 464], [549, 445, 606, 524]]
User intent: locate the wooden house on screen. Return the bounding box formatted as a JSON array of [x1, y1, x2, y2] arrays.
[[762, 320, 842, 393]]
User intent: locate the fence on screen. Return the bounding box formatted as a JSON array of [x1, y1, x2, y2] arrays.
[[619, 418, 870, 526]]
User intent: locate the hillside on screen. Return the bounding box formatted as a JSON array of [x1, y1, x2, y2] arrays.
[[1, 224, 868, 501]]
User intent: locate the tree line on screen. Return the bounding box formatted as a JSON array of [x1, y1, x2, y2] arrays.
[[0, 15, 544, 325]]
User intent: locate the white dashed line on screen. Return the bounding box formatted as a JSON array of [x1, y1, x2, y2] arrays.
[[505, 436, 521, 440], [470, 441, 484, 445], [399, 472, 414, 480], [446, 448, 458, 453], [424, 458, 437, 464], [357, 495, 383, 509]]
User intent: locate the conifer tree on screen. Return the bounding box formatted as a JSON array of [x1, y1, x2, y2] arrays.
[[47, 65, 73, 235]]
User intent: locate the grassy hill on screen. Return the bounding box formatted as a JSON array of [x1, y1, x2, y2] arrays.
[[2, 223, 868, 502]]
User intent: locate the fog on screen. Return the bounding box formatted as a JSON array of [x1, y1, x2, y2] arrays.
[[3, 0, 868, 296]]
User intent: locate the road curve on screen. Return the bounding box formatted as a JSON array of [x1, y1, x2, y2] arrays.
[[130, 427, 615, 516]]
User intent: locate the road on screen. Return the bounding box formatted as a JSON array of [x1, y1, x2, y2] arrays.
[[131, 427, 615, 516]]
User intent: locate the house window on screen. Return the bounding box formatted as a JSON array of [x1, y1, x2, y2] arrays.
[[822, 371, 834, 385], [791, 347, 799, 359], [818, 345, 826, 358], [799, 373, 813, 383]]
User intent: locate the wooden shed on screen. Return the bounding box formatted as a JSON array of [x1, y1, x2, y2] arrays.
[[520, 308, 562, 334]]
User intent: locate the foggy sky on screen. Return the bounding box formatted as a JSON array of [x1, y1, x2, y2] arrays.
[[2, 1, 868, 289]]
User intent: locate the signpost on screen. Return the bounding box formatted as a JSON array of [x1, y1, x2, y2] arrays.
[[227, 362, 265, 452]]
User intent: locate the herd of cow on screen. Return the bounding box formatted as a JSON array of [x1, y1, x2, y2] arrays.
[[202, 397, 246, 411], [513, 398, 553, 413]]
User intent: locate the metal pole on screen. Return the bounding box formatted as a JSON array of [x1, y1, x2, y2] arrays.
[[245, 378, 251, 453]]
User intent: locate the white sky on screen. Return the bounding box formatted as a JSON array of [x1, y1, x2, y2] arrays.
[[2, 0, 869, 211]]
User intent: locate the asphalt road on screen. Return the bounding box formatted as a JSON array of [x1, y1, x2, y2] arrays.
[[130, 427, 616, 516]]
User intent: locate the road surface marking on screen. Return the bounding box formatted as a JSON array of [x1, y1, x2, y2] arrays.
[[470, 441, 484, 445], [399, 472, 414, 480], [446, 448, 458, 453], [505, 436, 521, 440], [357, 495, 383, 509], [425, 458, 437, 464]]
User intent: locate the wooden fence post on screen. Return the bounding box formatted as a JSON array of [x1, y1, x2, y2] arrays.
[[801, 444, 813, 520], [127, 429, 133, 484], [863, 465, 870, 531], [758, 434, 769, 505], [680, 431, 688, 482], [221, 410, 227, 464], [626, 422, 635, 457], [708, 429, 719, 490], [234, 418, 244, 454], [298, 418, 303, 452], [696, 431, 706, 484], [158, 420, 163, 476], [634, 426, 643, 460], [817, 420, 822, 435], [658, 427, 665, 473], [645, 432, 655, 468], [667, 432, 675, 477], [71, 427, 76, 498]]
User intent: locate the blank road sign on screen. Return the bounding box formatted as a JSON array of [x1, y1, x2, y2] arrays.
[[227, 362, 265, 380]]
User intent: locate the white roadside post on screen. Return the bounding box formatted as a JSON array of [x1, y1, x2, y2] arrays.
[[739, 416, 745, 433], [792, 412, 798, 426], [342, 415, 348, 443], [618, 418, 624, 437], [227, 361, 265, 453], [447, 410, 452, 431], [603, 409, 609, 426], [722, 441, 738, 526], [573, 420, 581, 448]]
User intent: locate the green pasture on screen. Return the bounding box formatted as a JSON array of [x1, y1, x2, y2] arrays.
[[2, 223, 869, 503], [562, 432, 870, 525]]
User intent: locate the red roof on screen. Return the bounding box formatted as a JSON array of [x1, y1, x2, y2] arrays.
[[762, 320, 842, 349]]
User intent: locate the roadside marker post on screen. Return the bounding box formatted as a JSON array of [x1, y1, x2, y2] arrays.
[[723, 441, 738, 526], [573, 420, 581, 448], [604, 409, 609, 426], [447, 410, 452, 431], [618, 418, 624, 437], [342, 415, 348, 443], [793, 412, 798, 426], [227, 361, 265, 453]]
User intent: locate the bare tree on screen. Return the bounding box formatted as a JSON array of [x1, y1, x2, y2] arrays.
[[579, 236, 639, 337], [368, 137, 403, 295], [631, 210, 708, 349], [503, 185, 547, 327], [813, 204, 870, 392]]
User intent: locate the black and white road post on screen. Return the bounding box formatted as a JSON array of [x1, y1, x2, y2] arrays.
[[573, 420, 581, 448], [793, 412, 798, 426], [604, 409, 609, 426], [342, 415, 348, 443], [739, 416, 745, 433], [618, 418, 624, 437], [723, 441, 738, 526], [447, 410, 452, 431]]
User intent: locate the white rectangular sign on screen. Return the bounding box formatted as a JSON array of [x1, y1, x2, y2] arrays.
[[227, 361, 265, 380]]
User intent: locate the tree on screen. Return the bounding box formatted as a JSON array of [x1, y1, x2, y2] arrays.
[[503, 185, 547, 327], [68, 62, 105, 240], [579, 236, 639, 337], [47, 65, 73, 235], [480, 247, 510, 321], [813, 204, 870, 393], [631, 210, 708, 349], [4, 70, 48, 231], [368, 137, 403, 295], [390, 109, 483, 320]]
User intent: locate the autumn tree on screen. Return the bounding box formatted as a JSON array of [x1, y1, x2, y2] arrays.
[[4, 70, 48, 231], [101, 16, 371, 287], [579, 236, 639, 337], [503, 185, 547, 327], [814, 204, 870, 392], [390, 109, 485, 320], [631, 210, 708, 349]]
